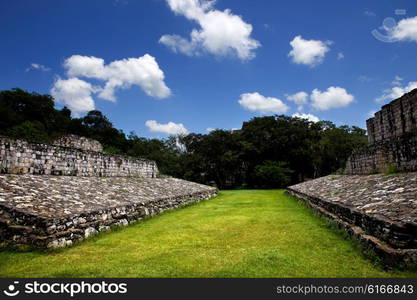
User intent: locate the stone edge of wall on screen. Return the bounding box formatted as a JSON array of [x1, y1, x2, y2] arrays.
[[0, 135, 158, 177], [0, 135, 155, 164], [286, 188, 417, 268], [344, 133, 417, 175], [0, 188, 218, 249]]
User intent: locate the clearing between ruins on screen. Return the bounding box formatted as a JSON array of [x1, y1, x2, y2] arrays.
[[0, 190, 416, 278]]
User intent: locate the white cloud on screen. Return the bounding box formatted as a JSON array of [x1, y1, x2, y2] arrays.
[[389, 16, 417, 42], [375, 79, 417, 103], [160, 0, 260, 60], [288, 35, 330, 67], [358, 75, 373, 82], [311, 86, 354, 110], [26, 63, 50, 72], [50, 77, 97, 115], [238, 92, 289, 114], [292, 113, 320, 123], [368, 110, 377, 118], [159, 34, 196, 56], [337, 52, 344, 60], [206, 127, 215, 132], [64, 54, 171, 101], [145, 120, 189, 135], [286, 91, 308, 111], [392, 75, 403, 86], [364, 11, 376, 17]]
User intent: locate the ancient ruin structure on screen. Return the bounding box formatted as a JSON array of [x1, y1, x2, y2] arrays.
[[288, 89, 417, 267], [0, 135, 217, 248], [0, 135, 158, 177], [367, 89, 417, 144], [52, 134, 103, 152], [287, 174, 417, 267], [345, 89, 417, 175]]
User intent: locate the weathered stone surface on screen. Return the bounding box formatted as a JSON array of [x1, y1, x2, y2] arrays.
[[345, 133, 417, 175], [52, 135, 103, 152], [0, 136, 158, 177], [367, 89, 417, 145], [287, 173, 417, 267], [0, 175, 218, 248], [346, 89, 417, 175]]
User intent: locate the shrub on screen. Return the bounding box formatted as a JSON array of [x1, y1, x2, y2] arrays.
[[255, 161, 293, 188], [383, 163, 399, 175]]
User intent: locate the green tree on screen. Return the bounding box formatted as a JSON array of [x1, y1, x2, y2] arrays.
[[7, 120, 49, 143], [255, 161, 293, 188]]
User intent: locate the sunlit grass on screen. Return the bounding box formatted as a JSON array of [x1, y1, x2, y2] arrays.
[[0, 190, 416, 277]]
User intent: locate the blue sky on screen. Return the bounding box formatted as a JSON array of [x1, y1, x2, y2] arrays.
[[1, 0, 417, 138]]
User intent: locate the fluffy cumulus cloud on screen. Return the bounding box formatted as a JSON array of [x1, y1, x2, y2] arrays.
[[376, 78, 417, 103], [311, 86, 354, 110], [64, 54, 171, 101], [389, 16, 417, 42], [286, 91, 308, 111], [50, 78, 97, 116], [50, 54, 171, 115], [145, 120, 189, 135], [292, 113, 320, 123], [160, 0, 260, 60], [288, 35, 330, 67], [238, 92, 289, 114]]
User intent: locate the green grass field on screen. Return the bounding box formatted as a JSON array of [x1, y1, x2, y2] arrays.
[[1, 190, 416, 277]]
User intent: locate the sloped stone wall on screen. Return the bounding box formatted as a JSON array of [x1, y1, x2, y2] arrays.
[[0, 136, 158, 178], [287, 174, 417, 267], [0, 176, 218, 248]]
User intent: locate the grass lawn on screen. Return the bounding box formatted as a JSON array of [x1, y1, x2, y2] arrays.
[[1, 190, 416, 278]]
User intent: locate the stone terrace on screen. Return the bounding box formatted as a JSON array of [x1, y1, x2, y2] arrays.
[[0, 175, 218, 248], [287, 173, 417, 266]]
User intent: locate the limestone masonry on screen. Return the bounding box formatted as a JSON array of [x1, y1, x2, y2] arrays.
[[52, 134, 103, 152], [0, 175, 217, 248], [345, 89, 417, 175], [0, 135, 218, 248], [367, 89, 417, 144], [287, 174, 417, 267], [0, 135, 158, 178]]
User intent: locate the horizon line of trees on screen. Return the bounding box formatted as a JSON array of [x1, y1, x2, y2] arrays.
[[0, 88, 368, 189]]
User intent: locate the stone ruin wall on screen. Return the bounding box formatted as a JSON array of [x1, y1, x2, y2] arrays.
[[367, 89, 417, 144], [52, 134, 103, 152], [0, 135, 158, 178], [286, 174, 417, 267], [344, 133, 417, 175], [345, 89, 417, 175], [0, 135, 220, 249], [0, 183, 218, 249]]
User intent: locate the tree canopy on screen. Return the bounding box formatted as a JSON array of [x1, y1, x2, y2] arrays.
[[0, 88, 368, 188]]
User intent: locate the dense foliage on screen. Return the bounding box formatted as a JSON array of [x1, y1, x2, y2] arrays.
[[0, 88, 368, 188]]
